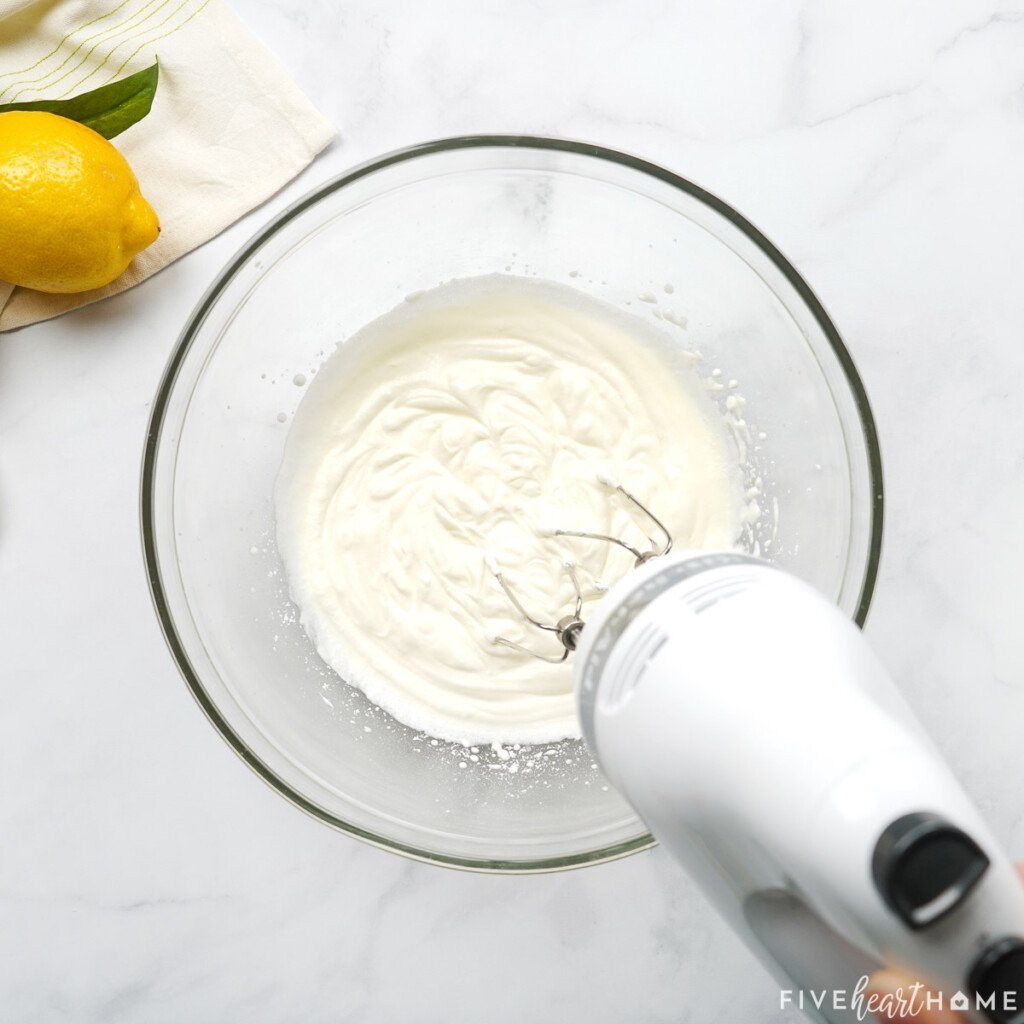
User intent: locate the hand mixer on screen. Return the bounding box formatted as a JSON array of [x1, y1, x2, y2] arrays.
[[488, 488, 1024, 1024]]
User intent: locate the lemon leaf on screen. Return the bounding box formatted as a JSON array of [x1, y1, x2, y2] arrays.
[[0, 61, 158, 140]]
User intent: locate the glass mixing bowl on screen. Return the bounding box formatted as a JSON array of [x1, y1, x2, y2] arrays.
[[142, 136, 883, 871]]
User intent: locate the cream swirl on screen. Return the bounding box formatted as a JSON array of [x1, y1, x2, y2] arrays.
[[275, 276, 741, 744]]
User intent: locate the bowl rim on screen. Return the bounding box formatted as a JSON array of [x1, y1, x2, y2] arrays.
[[140, 134, 885, 874]]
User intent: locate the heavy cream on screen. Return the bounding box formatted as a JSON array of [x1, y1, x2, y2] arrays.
[[275, 276, 742, 744]]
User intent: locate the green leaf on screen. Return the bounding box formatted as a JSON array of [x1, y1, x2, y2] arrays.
[[0, 61, 158, 139]]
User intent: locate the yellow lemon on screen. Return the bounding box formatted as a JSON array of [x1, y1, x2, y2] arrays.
[[0, 111, 159, 294]]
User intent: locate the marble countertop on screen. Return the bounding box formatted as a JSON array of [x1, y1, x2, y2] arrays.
[[4, 2, 1024, 1021]]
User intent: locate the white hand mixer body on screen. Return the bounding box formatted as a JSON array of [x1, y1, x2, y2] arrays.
[[575, 552, 1024, 1024]]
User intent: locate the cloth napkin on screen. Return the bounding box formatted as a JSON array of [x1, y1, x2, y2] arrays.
[[0, 0, 336, 331]]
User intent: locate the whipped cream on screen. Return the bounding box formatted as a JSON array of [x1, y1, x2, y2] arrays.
[[275, 276, 742, 744]]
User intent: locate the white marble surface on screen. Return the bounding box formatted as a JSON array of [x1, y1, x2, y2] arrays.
[[3, 1, 1024, 1020]]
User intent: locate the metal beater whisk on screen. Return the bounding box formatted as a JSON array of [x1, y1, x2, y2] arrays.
[[488, 479, 673, 663]]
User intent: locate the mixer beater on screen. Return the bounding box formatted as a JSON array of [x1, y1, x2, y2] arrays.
[[488, 480, 673, 662]]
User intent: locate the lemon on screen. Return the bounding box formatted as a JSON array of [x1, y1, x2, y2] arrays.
[[0, 111, 159, 294]]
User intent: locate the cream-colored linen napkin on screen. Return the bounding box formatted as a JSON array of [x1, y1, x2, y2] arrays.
[[0, 0, 335, 331]]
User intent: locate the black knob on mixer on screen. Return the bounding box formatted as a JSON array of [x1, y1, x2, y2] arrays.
[[871, 811, 989, 930], [969, 936, 1024, 1024]]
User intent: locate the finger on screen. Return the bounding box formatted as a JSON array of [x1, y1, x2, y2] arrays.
[[865, 864, 1024, 1021], [866, 970, 965, 1024]]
